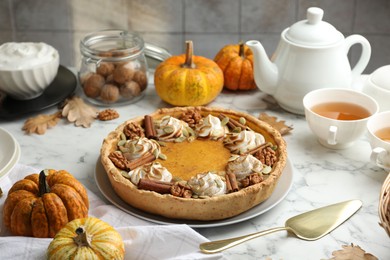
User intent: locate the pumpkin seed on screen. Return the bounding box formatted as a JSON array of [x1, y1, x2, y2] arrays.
[[172, 176, 183, 182], [184, 128, 191, 137], [233, 127, 241, 133], [188, 135, 196, 143], [157, 141, 167, 147], [262, 165, 272, 174], [163, 126, 174, 134], [120, 132, 126, 141], [239, 117, 246, 125], [158, 153, 167, 160], [221, 117, 229, 126], [117, 139, 126, 147], [119, 146, 130, 153], [152, 149, 159, 158], [192, 195, 199, 199], [174, 136, 187, 143], [161, 115, 171, 121], [121, 171, 131, 179]]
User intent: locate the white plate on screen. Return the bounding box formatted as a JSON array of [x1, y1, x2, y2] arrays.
[[0, 128, 20, 181], [94, 158, 294, 228]]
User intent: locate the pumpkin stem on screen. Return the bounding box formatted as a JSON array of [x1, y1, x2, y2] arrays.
[[238, 41, 245, 58], [38, 170, 50, 196], [183, 40, 195, 69], [74, 226, 93, 248]]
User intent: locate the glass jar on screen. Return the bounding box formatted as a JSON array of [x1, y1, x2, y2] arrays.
[[79, 29, 148, 106]]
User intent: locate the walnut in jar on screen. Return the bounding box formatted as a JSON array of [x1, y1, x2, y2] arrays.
[[96, 62, 115, 77], [113, 63, 135, 85], [83, 73, 105, 98], [100, 84, 119, 103], [120, 81, 141, 98]]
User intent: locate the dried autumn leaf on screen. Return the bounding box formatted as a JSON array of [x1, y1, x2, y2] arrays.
[[258, 112, 293, 135], [328, 244, 378, 260], [22, 111, 62, 135], [62, 96, 99, 128]]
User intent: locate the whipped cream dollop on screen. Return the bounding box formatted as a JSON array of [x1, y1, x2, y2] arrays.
[[120, 137, 160, 161], [195, 114, 228, 140], [187, 172, 226, 197], [129, 162, 172, 185], [224, 130, 265, 154], [227, 154, 264, 180], [156, 116, 189, 141], [0, 42, 59, 70]]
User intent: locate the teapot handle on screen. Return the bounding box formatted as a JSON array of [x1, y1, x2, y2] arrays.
[[345, 35, 371, 78]]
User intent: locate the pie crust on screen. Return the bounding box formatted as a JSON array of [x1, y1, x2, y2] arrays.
[[100, 106, 287, 221]]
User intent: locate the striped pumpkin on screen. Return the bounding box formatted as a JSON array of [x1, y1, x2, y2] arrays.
[[47, 217, 125, 259]]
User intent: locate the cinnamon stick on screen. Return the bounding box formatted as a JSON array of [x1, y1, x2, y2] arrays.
[[138, 178, 172, 194], [226, 173, 239, 193], [218, 113, 248, 131], [144, 115, 157, 140], [245, 142, 272, 155], [126, 152, 156, 170]]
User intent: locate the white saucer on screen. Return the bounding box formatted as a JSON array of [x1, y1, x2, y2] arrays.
[[94, 157, 294, 228], [0, 128, 20, 181]]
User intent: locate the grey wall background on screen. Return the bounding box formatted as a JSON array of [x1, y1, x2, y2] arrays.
[[1, 0, 389, 74]]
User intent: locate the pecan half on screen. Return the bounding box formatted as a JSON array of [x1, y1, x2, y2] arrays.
[[123, 122, 145, 139], [98, 109, 119, 121], [254, 146, 277, 167], [108, 151, 129, 170], [241, 173, 264, 188], [180, 108, 202, 128]]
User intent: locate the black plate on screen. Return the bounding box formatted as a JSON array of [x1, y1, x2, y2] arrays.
[[0, 65, 77, 120]]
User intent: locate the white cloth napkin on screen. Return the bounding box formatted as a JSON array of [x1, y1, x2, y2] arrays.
[[0, 164, 222, 260]]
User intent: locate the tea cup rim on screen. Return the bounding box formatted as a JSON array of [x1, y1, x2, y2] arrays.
[[303, 88, 379, 122]]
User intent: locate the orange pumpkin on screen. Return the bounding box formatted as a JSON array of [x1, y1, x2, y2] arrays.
[[154, 41, 224, 106], [3, 169, 89, 238], [214, 42, 257, 91]]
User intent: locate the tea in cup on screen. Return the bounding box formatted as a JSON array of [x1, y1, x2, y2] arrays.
[[303, 88, 379, 149], [362, 65, 390, 112], [367, 111, 390, 170]]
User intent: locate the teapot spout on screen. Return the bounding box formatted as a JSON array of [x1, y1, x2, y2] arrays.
[[246, 40, 278, 95]]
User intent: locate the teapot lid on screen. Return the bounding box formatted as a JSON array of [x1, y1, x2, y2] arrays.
[[286, 7, 343, 46]]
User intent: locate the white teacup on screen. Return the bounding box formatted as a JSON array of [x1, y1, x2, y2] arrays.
[[367, 111, 390, 170], [362, 65, 390, 112], [303, 88, 379, 149]]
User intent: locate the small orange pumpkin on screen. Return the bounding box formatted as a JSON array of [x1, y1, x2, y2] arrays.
[[214, 42, 257, 91], [3, 169, 89, 238], [154, 41, 224, 106]]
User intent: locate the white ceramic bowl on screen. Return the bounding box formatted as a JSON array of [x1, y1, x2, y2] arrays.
[[0, 43, 60, 100]]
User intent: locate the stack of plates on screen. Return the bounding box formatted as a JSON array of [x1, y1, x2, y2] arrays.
[[0, 128, 20, 181]]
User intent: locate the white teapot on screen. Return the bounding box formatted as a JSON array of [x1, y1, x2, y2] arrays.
[[246, 7, 371, 115]]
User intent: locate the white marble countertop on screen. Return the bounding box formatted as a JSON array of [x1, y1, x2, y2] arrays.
[[0, 71, 389, 259]]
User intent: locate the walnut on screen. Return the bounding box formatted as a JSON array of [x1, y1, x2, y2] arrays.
[[108, 151, 128, 170], [120, 81, 141, 98], [123, 122, 145, 139], [83, 73, 105, 98], [98, 109, 119, 121], [254, 146, 277, 167], [241, 173, 264, 188], [170, 183, 193, 198], [100, 84, 119, 103], [96, 62, 115, 77], [180, 108, 202, 128], [133, 70, 148, 90], [113, 63, 135, 84]]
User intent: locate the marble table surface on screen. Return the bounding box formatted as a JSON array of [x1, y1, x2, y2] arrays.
[[0, 71, 389, 259]]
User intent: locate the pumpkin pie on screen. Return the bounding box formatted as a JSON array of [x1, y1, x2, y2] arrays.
[[100, 106, 287, 221]]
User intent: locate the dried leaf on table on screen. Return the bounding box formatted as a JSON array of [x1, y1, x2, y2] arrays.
[[328, 244, 378, 260], [258, 112, 293, 135], [62, 96, 99, 128], [22, 111, 62, 135]]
